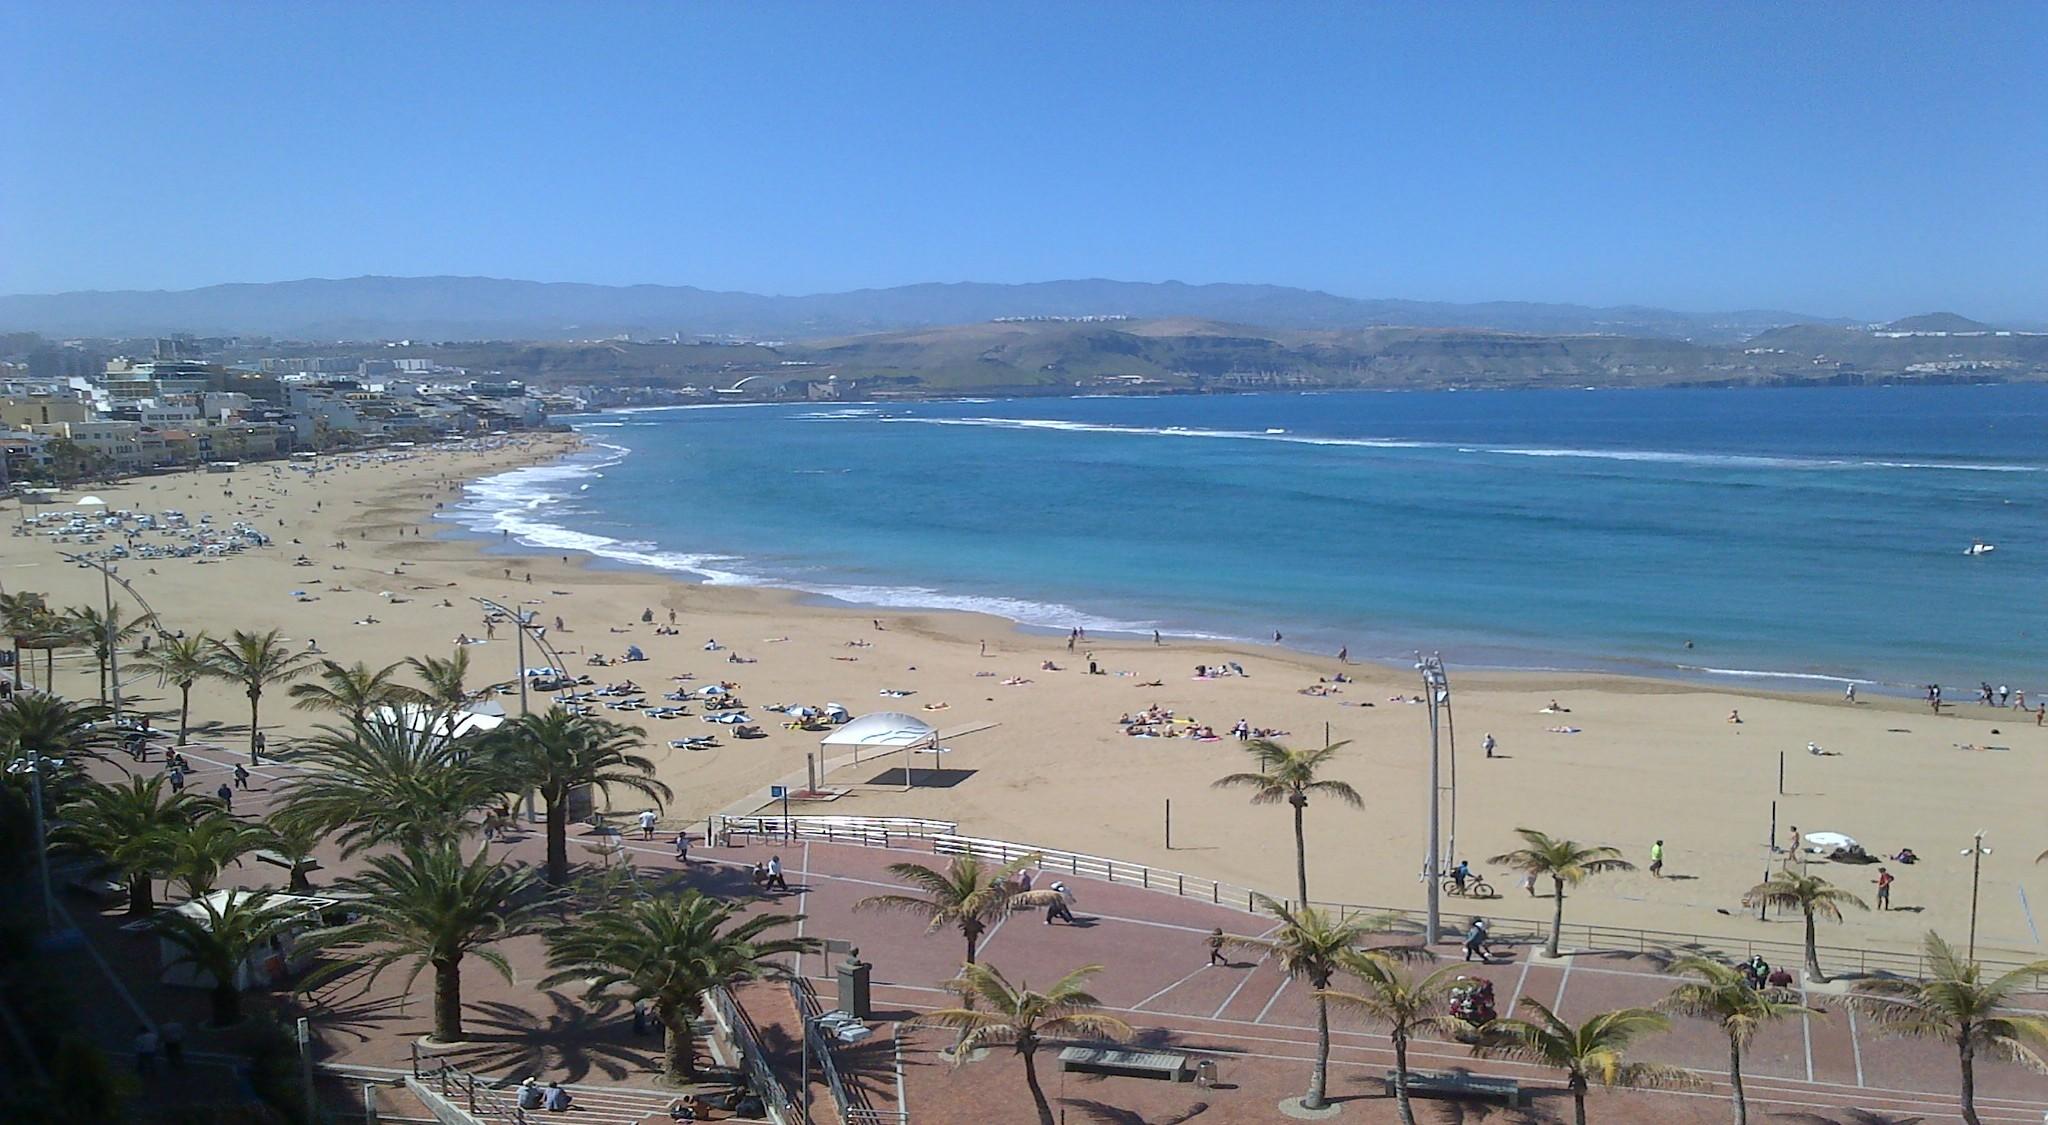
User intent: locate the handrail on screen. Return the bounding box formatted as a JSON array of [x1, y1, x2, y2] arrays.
[[717, 814, 959, 848], [789, 978, 908, 1125], [708, 984, 799, 1124]]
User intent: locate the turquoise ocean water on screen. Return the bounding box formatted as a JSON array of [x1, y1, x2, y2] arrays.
[[448, 385, 2048, 692]]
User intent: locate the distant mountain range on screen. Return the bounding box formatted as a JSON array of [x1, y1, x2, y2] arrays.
[[0, 275, 1855, 344]]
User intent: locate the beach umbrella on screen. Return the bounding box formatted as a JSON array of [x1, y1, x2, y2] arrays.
[[75, 495, 107, 507]]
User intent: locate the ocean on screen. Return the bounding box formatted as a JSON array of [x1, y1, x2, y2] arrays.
[[446, 385, 2048, 692]]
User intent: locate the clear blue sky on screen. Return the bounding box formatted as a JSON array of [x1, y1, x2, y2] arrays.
[[3, 2, 2044, 319]]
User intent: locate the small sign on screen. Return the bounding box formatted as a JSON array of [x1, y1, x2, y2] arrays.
[[769, 785, 787, 799]]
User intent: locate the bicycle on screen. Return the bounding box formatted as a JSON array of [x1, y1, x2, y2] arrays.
[[1441, 875, 1495, 899]]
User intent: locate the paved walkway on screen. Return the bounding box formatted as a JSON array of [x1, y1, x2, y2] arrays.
[[59, 740, 2048, 1123]]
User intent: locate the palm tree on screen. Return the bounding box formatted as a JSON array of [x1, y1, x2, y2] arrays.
[[1847, 931, 2048, 1125], [301, 843, 546, 1043], [207, 629, 311, 763], [541, 890, 816, 1082], [912, 963, 1132, 1125], [287, 658, 418, 726], [1659, 956, 1820, 1125], [0, 590, 54, 690], [406, 649, 474, 709], [275, 717, 500, 857], [1212, 738, 1361, 906], [484, 706, 671, 885], [62, 605, 147, 705], [258, 816, 324, 893], [1480, 999, 1694, 1125], [130, 632, 212, 745], [0, 693, 117, 762], [150, 888, 291, 1027], [854, 854, 1057, 968], [1741, 871, 1868, 983], [1489, 828, 1635, 958], [162, 812, 268, 900], [51, 774, 206, 914], [1223, 897, 1415, 1112], [1319, 950, 1465, 1125]]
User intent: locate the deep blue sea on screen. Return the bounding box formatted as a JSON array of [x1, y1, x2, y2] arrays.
[[448, 386, 2048, 692]]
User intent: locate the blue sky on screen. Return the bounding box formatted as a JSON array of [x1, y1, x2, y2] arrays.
[[2, 2, 2044, 319]]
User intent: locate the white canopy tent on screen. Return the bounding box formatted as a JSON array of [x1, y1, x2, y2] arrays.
[[820, 712, 936, 760], [369, 700, 507, 740]]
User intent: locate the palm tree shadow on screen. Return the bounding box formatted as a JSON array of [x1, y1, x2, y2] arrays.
[[1059, 1098, 1212, 1125], [1770, 1111, 1924, 1125], [438, 992, 661, 1082]]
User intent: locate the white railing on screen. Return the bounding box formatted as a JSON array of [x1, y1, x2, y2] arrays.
[[931, 833, 1273, 913], [708, 984, 797, 1124], [716, 814, 959, 848]]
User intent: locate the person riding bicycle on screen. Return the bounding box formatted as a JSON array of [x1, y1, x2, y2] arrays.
[[1450, 859, 1472, 894]]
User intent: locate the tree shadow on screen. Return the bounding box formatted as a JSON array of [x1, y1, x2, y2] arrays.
[[1059, 1098, 1213, 1125], [441, 992, 662, 1082], [1769, 1111, 1924, 1125]]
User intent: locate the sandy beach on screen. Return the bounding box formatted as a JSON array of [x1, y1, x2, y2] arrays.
[[8, 439, 2046, 965]]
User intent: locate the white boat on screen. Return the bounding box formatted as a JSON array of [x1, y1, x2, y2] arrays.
[[1964, 539, 1996, 556]]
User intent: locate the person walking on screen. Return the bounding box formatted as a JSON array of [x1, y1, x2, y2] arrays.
[[673, 832, 690, 863], [1462, 918, 1490, 962], [1482, 732, 1496, 759], [1844, 682, 1857, 704], [1044, 881, 1076, 924], [133, 1025, 159, 1074], [216, 782, 234, 812], [1206, 927, 1226, 966], [168, 765, 186, 795], [1874, 867, 1894, 910], [253, 731, 267, 761], [232, 763, 251, 790], [638, 809, 657, 840], [766, 854, 789, 891], [1649, 839, 1664, 878], [1519, 871, 1537, 897]]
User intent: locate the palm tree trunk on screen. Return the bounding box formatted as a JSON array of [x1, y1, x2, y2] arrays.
[[10, 639, 21, 690], [1959, 1035, 1978, 1125], [659, 1000, 695, 1081], [1393, 1029, 1417, 1125], [544, 794, 569, 885], [1549, 876, 1566, 957], [1803, 907, 1824, 983], [1292, 795, 1309, 907], [176, 683, 192, 745], [1022, 1044, 1055, 1125], [248, 691, 262, 764], [212, 981, 240, 1027], [1305, 991, 1330, 1109], [97, 655, 108, 704], [1573, 1085, 1588, 1125], [126, 872, 154, 916], [431, 956, 464, 1042], [1729, 1036, 1746, 1125]]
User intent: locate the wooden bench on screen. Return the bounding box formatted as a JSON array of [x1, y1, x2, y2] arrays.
[[1059, 1046, 1189, 1082], [1384, 1069, 1522, 1106]]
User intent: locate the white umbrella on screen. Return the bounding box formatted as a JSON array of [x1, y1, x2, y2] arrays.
[[75, 495, 107, 507]]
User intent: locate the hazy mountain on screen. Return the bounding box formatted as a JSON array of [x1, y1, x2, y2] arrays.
[[1882, 312, 1994, 333], [0, 275, 1846, 344]]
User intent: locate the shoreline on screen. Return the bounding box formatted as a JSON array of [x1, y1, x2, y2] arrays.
[[452, 429, 1909, 697], [9, 440, 2046, 964]]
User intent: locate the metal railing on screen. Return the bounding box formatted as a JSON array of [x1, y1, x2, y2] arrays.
[[745, 815, 2048, 986], [708, 984, 799, 1124], [422, 1058, 529, 1123], [789, 978, 908, 1125], [716, 814, 959, 848]]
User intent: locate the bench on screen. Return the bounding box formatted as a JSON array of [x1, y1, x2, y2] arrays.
[[1384, 1069, 1522, 1106], [1059, 1046, 1189, 1082], [253, 850, 321, 874]]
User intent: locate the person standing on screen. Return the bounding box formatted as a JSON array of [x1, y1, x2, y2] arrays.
[[1482, 732, 1496, 759], [1649, 839, 1664, 878], [767, 854, 789, 891], [253, 731, 267, 761], [638, 809, 658, 840], [1874, 867, 1894, 910], [1207, 927, 1226, 966]]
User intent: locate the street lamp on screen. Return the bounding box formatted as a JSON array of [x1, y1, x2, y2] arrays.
[[1962, 830, 1991, 960], [7, 750, 67, 936], [1417, 652, 1452, 944]]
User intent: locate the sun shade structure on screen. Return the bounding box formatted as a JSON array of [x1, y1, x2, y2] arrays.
[[820, 711, 936, 756], [369, 701, 507, 739]]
